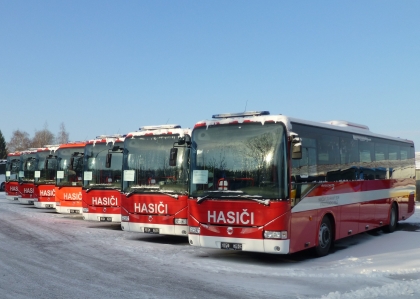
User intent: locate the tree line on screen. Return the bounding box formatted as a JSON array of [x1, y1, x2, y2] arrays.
[[0, 122, 69, 159]]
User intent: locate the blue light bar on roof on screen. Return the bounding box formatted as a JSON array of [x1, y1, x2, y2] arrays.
[[212, 111, 270, 119]]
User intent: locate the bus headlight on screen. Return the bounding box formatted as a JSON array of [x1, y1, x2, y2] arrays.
[[121, 216, 129, 222], [264, 231, 288, 239], [174, 218, 187, 225], [82, 208, 89, 213], [189, 226, 200, 234]]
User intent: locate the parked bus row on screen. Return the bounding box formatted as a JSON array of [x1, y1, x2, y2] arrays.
[[3, 111, 416, 256]]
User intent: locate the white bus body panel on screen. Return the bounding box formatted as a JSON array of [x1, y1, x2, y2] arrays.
[[34, 201, 56, 209], [83, 213, 121, 223], [18, 197, 36, 205], [55, 206, 83, 214], [121, 222, 188, 237], [188, 235, 290, 254]]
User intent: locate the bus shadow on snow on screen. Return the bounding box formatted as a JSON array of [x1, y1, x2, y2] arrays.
[[129, 234, 189, 245], [88, 223, 122, 231]]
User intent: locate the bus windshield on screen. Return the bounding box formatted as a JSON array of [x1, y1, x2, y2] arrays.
[[35, 151, 57, 185], [56, 147, 84, 187], [6, 158, 20, 182], [190, 122, 288, 200], [122, 135, 188, 195], [83, 142, 123, 190], [21, 153, 37, 183]]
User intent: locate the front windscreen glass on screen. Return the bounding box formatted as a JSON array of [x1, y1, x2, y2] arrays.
[[190, 122, 288, 200], [83, 142, 123, 190], [35, 151, 57, 185], [122, 135, 188, 195], [21, 153, 37, 183], [6, 157, 20, 182], [56, 147, 84, 187]]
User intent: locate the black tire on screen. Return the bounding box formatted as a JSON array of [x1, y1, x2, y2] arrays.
[[383, 203, 398, 233], [314, 216, 333, 257], [0, 182, 4, 191]]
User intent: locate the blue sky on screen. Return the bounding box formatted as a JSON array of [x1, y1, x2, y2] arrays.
[[1, 1, 419, 148]]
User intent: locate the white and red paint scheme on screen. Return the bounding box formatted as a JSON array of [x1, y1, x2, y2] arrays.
[[5, 152, 21, 201], [34, 146, 60, 209], [187, 111, 416, 256], [82, 135, 125, 222], [120, 125, 191, 236], [55, 142, 87, 214]]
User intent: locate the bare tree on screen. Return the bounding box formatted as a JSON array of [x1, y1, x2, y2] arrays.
[[7, 130, 32, 152], [241, 132, 275, 183], [31, 123, 55, 148], [56, 122, 69, 144]]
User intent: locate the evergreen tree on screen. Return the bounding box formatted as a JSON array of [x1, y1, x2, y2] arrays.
[[0, 130, 7, 158]]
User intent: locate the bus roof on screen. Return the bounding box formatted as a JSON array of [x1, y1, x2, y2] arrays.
[[193, 112, 414, 145], [126, 126, 191, 138]]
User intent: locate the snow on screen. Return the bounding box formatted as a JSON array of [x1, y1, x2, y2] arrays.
[[1, 191, 420, 299]]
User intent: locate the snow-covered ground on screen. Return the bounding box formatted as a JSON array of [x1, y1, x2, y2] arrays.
[[1, 192, 420, 299]]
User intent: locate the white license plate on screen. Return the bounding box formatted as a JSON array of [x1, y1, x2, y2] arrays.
[[100, 217, 112, 222], [28, 201, 34, 204], [221, 242, 242, 250], [70, 209, 80, 214], [45, 204, 53, 208]]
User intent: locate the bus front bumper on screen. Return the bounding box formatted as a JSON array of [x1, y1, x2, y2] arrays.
[[188, 235, 290, 254]]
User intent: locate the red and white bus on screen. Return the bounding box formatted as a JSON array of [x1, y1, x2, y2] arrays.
[[5, 152, 22, 201], [34, 145, 60, 209], [82, 135, 125, 222], [18, 149, 39, 205], [185, 111, 416, 256], [55, 142, 87, 214], [121, 125, 191, 236]]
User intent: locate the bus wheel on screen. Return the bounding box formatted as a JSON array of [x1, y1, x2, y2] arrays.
[[383, 203, 398, 233], [0, 182, 4, 191], [315, 217, 332, 257]]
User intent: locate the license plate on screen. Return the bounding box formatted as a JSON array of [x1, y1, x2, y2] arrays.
[[45, 204, 53, 208], [14, 197, 18, 201], [144, 227, 159, 234], [28, 201, 34, 204], [221, 242, 242, 250], [70, 209, 80, 214], [100, 217, 112, 222]]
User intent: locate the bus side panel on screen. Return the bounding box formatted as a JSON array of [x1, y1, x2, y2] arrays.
[[338, 203, 360, 239], [359, 201, 376, 232], [375, 198, 390, 226], [289, 211, 318, 253]]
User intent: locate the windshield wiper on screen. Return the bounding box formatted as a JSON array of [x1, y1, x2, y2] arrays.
[[125, 187, 186, 199], [233, 196, 270, 206], [196, 194, 270, 206], [85, 186, 121, 193], [197, 195, 210, 204]]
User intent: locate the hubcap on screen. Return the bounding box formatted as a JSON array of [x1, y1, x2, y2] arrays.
[[319, 223, 330, 248]]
